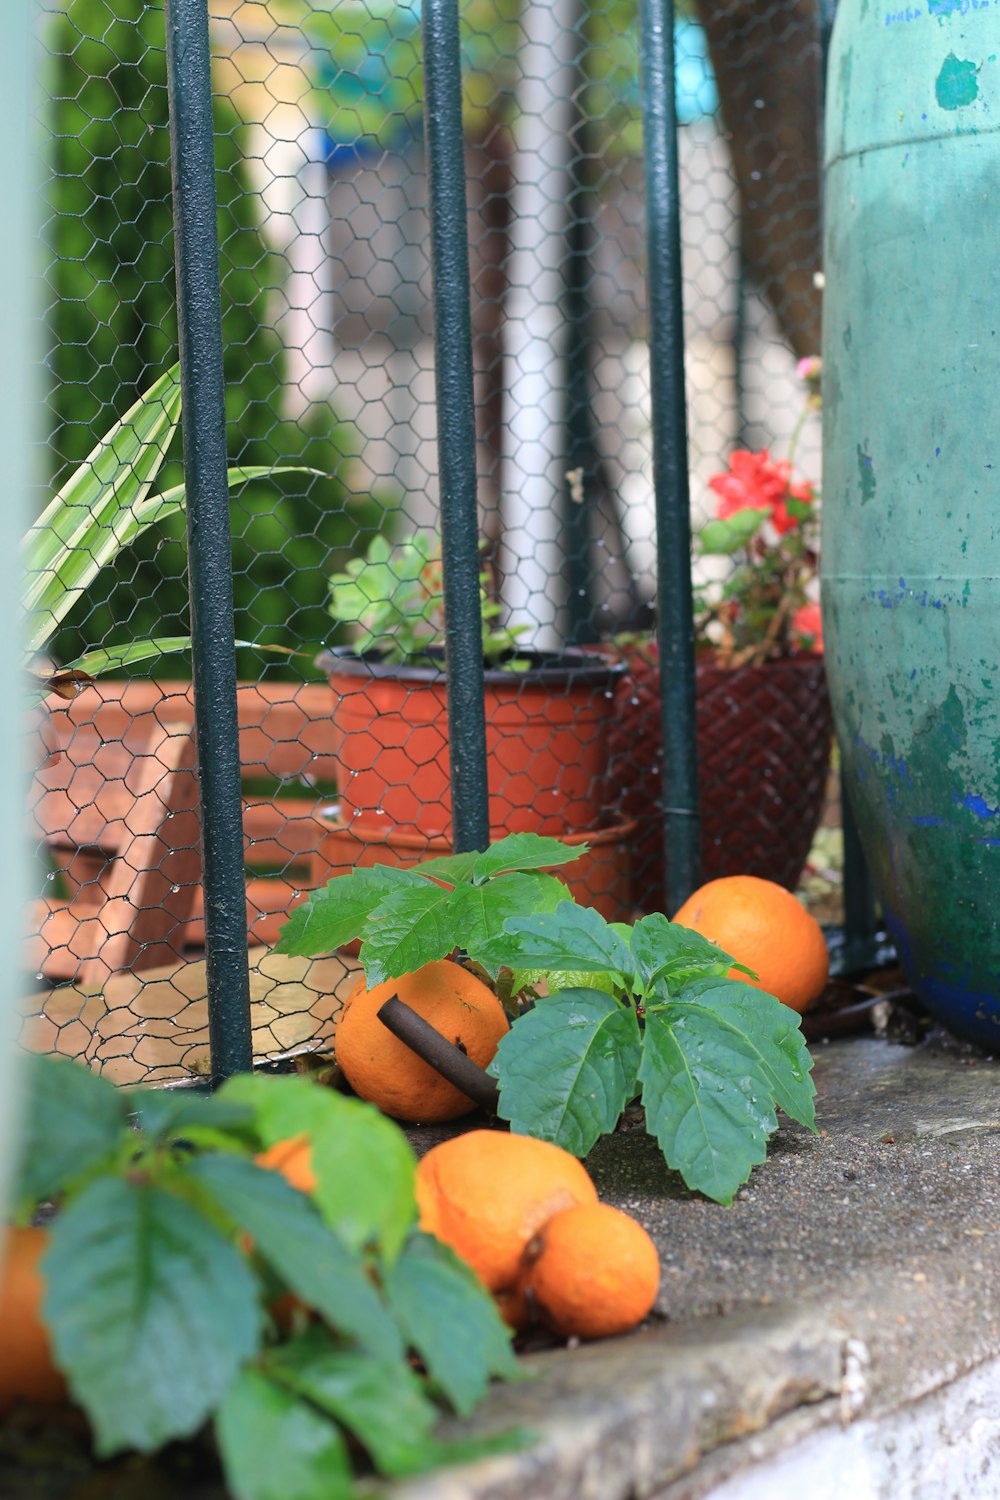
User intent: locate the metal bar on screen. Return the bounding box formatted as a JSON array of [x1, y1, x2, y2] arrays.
[[639, 0, 701, 911], [422, 0, 490, 854], [164, 0, 253, 1080]]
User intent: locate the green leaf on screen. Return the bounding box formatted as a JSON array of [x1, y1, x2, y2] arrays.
[[184, 1153, 404, 1360], [410, 850, 479, 885], [220, 1076, 418, 1263], [266, 1333, 441, 1478], [14, 1055, 129, 1209], [24, 367, 182, 654], [471, 833, 585, 881], [154, 464, 329, 512], [639, 978, 815, 1204], [216, 1367, 354, 1500], [484, 900, 633, 985], [361, 881, 460, 985], [630, 912, 751, 992], [310, 1107, 417, 1264], [676, 977, 817, 1126], [385, 1233, 520, 1416], [698, 508, 769, 555], [273, 866, 423, 957], [489, 989, 641, 1156], [58, 637, 300, 681], [451, 872, 569, 965], [43, 1177, 262, 1454], [128, 1090, 259, 1148]]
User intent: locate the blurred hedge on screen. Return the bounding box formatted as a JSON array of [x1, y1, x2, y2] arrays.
[[43, 0, 383, 678]]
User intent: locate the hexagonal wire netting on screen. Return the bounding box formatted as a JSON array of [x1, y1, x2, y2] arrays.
[[27, 0, 835, 1084]]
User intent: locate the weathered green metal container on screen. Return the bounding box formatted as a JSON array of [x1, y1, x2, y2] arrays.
[[823, 0, 1000, 1049]]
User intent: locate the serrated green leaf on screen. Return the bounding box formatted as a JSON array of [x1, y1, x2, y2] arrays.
[[489, 989, 640, 1156], [184, 1153, 403, 1360], [410, 850, 479, 885], [483, 900, 633, 985], [547, 968, 621, 998], [471, 833, 585, 881], [507, 967, 620, 1000], [219, 1076, 417, 1263], [14, 1055, 129, 1209], [639, 979, 815, 1204], [43, 1177, 262, 1454], [452, 871, 569, 967], [630, 912, 750, 992], [216, 1367, 354, 1500], [273, 866, 423, 957], [266, 1333, 440, 1478], [385, 1233, 520, 1416], [672, 977, 817, 1127], [698, 508, 769, 555], [361, 881, 460, 985]]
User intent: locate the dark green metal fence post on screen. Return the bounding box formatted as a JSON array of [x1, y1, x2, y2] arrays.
[[639, 0, 701, 910], [164, 0, 253, 1079], [422, 0, 491, 854]]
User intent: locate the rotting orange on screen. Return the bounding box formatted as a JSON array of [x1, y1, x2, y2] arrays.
[[335, 960, 509, 1123], [255, 1132, 316, 1194], [672, 874, 829, 1013], [0, 1227, 66, 1412], [519, 1202, 660, 1340], [415, 1129, 598, 1313]]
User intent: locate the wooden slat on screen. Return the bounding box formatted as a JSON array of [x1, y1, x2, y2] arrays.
[[21, 947, 361, 1085], [25, 722, 202, 986]]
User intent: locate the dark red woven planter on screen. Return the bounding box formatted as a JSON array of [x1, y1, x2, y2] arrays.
[[610, 649, 833, 912]]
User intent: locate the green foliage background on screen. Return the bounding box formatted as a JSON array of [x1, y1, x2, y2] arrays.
[[43, 0, 384, 677]]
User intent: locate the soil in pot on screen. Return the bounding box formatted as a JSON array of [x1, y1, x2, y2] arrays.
[[610, 647, 833, 911], [319, 646, 625, 842]]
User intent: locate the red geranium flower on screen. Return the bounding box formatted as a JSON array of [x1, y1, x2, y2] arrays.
[[791, 602, 823, 651], [708, 450, 815, 536]]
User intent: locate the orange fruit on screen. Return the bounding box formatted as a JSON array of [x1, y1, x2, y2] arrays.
[[520, 1202, 660, 1340], [415, 1129, 598, 1309], [335, 960, 509, 1123], [0, 1227, 66, 1411], [672, 874, 829, 1013], [255, 1133, 316, 1194]]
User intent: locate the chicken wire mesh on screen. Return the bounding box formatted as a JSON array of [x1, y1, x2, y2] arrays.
[[25, 0, 836, 1084]]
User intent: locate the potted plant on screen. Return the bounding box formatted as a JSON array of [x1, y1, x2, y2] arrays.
[[611, 360, 832, 907], [26, 366, 315, 724], [316, 532, 633, 914]]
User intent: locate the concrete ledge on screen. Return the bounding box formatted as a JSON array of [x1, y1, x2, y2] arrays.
[[391, 1036, 1000, 1499], [392, 1309, 846, 1500]]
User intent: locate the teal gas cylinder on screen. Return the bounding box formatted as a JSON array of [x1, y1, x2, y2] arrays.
[[823, 0, 1000, 1048]]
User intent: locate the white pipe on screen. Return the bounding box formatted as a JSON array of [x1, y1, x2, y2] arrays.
[[3, 1, 34, 1212], [499, 0, 580, 648]]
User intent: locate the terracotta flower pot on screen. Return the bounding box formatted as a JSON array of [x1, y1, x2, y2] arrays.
[[319, 647, 625, 842], [310, 812, 637, 924], [610, 648, 833, 910]]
